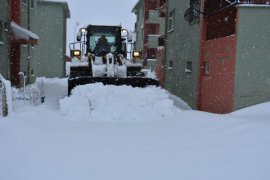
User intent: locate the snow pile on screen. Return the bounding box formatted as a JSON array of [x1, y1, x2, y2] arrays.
[[60, 83, 179, 121], [12, 78, 45, 110]]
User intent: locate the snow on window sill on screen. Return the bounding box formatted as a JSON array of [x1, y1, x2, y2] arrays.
[[185, 68, 192, 73], [168, 29, 174, 33]]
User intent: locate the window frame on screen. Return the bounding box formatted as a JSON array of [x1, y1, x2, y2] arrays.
[[168, 9, 175, 33], [4, 22, 9, 32], [0, 20, 3, 43], [185, 61, 192, 74], [30, 0, 35, 10], [168, 60, 173, 70]]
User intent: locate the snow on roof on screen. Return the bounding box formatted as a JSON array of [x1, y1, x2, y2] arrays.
[[11, 21, 39, 40]]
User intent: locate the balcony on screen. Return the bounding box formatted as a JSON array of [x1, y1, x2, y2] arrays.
[[146, 10, 160, 24], [205, 0, 270, 15], [147, 34, 160, 48], [145, 10, 166, 36], [146, 10, 161, 24]]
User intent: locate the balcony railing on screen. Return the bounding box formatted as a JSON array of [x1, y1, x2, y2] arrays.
[[146, 10, 160, 24], [146, 34, 160, 48], [240, 0, 270, 3], [205, 0, 270, 16]]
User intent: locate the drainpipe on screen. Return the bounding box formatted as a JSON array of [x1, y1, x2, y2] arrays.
[[27, 0, 31, 84]]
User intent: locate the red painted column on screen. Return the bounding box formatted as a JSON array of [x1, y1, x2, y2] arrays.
[[199, 37, 237, 113], [9, 0, 21, 87], [197, 2, 239, 114]]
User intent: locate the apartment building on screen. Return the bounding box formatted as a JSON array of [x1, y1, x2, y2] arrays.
[[132, 0, 167, 86], [0, 0, 10, 79], [164, 0, 270, 113], [0, 0, 70, 87]]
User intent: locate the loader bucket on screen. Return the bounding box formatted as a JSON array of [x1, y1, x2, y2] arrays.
[[68, 76, 159, 96]]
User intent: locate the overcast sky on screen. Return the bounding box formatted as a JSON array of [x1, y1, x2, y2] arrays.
[[64, 0, 138, 51]]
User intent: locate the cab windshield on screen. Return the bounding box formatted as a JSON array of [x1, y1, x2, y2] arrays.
[[88, 33, 116, 54]]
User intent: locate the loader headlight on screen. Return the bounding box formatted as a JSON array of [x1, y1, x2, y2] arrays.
[[121, 29, 128, 37], [132, 51, 140, 58], [80, 28, 87, 34], [71, 50, 81, 57]]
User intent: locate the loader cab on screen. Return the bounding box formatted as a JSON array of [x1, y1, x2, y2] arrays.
[[86, 25, 127, 58]]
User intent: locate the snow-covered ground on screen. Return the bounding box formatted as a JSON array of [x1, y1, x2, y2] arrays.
[[1, 78, 270, 180]]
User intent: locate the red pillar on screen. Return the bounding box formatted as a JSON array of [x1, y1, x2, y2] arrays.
[[9, 0, 21, 87], [197, 2, 239, 114]]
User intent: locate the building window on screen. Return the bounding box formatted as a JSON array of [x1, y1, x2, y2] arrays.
[[185, 61, 192, 73], [31, 0, 35, 9], [23, 0, 27, 5], [0, 20, 3, 43], [4, 22, 9, 32], [168, 60, 173, 70], [168, 9, 175, 32]]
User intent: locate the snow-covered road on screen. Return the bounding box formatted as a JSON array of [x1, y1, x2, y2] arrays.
[[1, 78, 270, 180]]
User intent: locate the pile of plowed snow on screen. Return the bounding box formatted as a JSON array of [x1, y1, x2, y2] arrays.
[[59, 83, 181, 121]]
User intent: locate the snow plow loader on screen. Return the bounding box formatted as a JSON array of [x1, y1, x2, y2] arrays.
[[67, 25, 159, 95]]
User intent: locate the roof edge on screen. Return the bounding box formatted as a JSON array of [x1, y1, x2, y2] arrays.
[[38, 0, 71, 18], [132, 0, 143, 13]]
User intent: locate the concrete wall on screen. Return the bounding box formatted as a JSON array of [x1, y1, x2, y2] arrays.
[[0, 0, 9, 79], [164, 0, 201, 109], [32, 2, 68, 78], [234, 5, 270, 110]]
